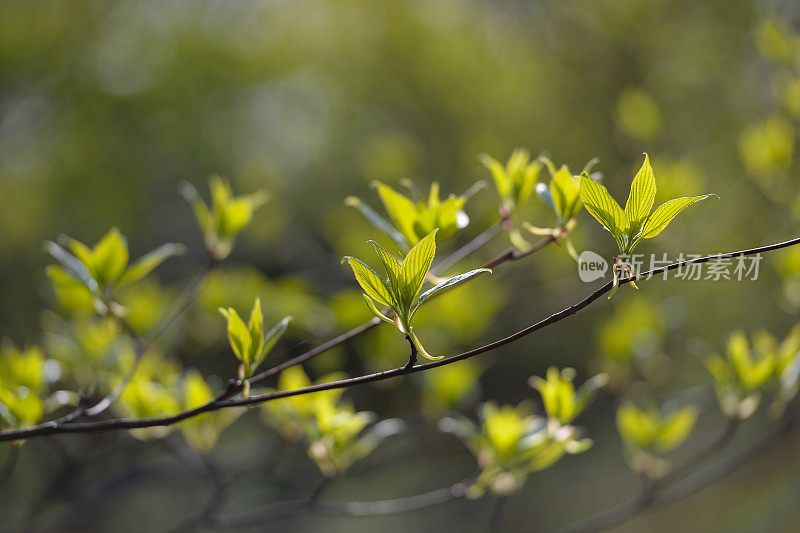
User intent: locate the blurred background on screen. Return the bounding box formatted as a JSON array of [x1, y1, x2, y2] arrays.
[[1, 0, 800, 531]]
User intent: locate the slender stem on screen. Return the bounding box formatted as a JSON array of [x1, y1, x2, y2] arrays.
[[84, 264, 215, 417], [556, 417, 786, 533], [1, 236, 798, 442], [213, 478, 472, 526], [487, 495, 509, 532], [430, 222, 503, 275], [483, 236, 556, 269], [0, 443, 19, 485], [654, 419, 739, 490], [404, 335, 418, 370]]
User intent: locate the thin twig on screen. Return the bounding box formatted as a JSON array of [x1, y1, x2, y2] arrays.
[[487, 495, 509, 532], [556, 416, 795, 533], [213, 478, 471, 526], [430, 222, 503, 275], [84, 265, 215, 417], [1, 236, 797, 442], [483, 236, 557, 269], [0, 443, 19, 485]]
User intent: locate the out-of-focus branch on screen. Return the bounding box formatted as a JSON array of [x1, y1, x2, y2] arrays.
[[556, 414, 796, 533], [213, 477, 472, 527]]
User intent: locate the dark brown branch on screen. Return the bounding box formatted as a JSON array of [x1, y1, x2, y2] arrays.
[[1, 236, 797, 442], [483, 235, 557, 269]]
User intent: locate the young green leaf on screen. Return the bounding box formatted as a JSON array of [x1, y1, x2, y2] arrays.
[[218, 307, 251, 366], [345, 197, 409, 250], [374, 181, 418, 246], [550, 166, 583, 223], [412, 268, 492, 317], [640, 195, 716, 239], [397, 228, 437, 310], [45, 241, 99, 293], [579, 173, 627, 239], [260, 315, 291, 369], [623, 154, 657, 235], [343, 229, 489, 362], [118, 243, 187, 287], [90, 228, 129, 285], [341, 256, 396, 308]]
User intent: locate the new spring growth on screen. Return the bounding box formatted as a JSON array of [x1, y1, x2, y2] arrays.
[[342, 229, 491, 362], [182, 176, 268, 261], [219, 297, 291, 397], [579, 153, 716, 298], [345, 178, 484, 252]]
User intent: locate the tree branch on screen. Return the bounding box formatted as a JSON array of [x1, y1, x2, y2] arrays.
[[213, 477, 472, 526], [555, 414, 796, 533], [1, 236, 797, 442]]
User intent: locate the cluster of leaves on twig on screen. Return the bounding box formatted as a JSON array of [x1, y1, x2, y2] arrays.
[[342, 229, 490, 361], [439, 367, 606, 498], [705, 325, 800, 420], [260, 366, 403, 478], [616, 401, 698, 478]]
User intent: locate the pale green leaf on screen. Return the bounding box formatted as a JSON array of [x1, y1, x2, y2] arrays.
[[398, 229, 437, 311], [624, 153, 657, 234], [345, 196, 409, 250], [640, 195, 716, 239], [550, 166, 582, 222], [369, 240, 404, 299], [342, 256, 395, 308], [479, 153, 511, 199], [373, 181, 419, 245], [118, 243, 187, 287], [45, 241, 99, 293], [257, 316, 291, 369], [91, 228, 129, 285], [218, 307, 251, 365], [412, 268, 491, 318], [248, 297, 264, 363], [655, 407, 697, 453], [579, 173, 627, 238]]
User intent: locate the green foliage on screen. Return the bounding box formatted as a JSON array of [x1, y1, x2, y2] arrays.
[[178, 370, 243, 453], [533, 157, 598, 227], [260, 366, 403, 478], [346, 179, 483, 250], [440, 368, 603, 498], [0, 343, 49, 428], [529, 367, 608, 425], [705, 325, 800, 419], [182, 176, 268, 261], [616, 401, 697, 477], [219, 297, 291, 381], [439, 400, 590, 498], [525, 157, 601, 257], [481, 149, 542, 213], [342, 229, 490, 361], [116, 352, 182, 441], [579, 154, 715, 256], [596, 298, 666, 387], [46, 227, 185, 311]]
